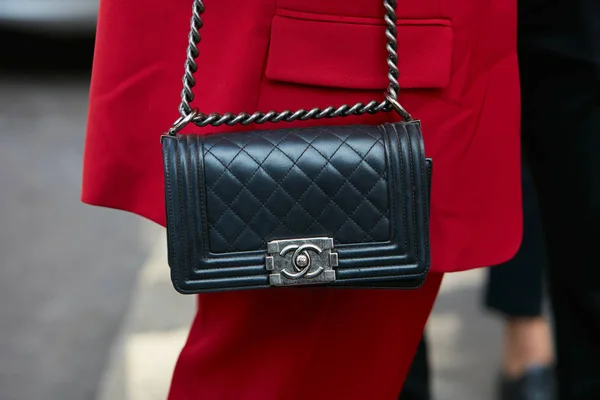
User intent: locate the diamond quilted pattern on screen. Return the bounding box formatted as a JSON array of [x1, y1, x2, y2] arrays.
[[162, 119, 432, 292], [202, 125, 390, 253]]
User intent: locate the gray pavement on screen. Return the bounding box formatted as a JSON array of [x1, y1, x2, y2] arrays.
[[0, 76, 161, 400], [0, 74, 507, 400]]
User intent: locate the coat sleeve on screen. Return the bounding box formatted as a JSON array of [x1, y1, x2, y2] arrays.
[[81, 0, 192, 225]]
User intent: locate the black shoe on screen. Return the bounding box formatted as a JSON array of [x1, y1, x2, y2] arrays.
[[499, 365, 557, 400]]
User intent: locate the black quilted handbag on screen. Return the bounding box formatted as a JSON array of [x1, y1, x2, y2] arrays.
[[162, 0, 432, 293]]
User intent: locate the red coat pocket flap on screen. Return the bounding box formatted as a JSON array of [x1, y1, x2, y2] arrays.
[[266, 11, 453, 90]]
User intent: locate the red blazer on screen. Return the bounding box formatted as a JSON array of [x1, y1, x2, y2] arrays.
[[83, 1, 521, 398], [82, 0, 521, 274]]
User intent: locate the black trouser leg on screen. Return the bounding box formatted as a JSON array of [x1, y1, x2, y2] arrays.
[[399, 162, 548, 400], [520, 49, 600, 400], [399, 335, 431, 400], [485, 158, 547, 318]]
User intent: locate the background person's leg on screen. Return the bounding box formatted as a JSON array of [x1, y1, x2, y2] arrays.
[[399, 159, 555, 400], [485, 160, 546, 321], [484, 160, 555, 398], [520, 49, 600, 400], [399, 336, 431, 400]]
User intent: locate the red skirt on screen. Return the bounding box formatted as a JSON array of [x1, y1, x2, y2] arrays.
[[167, 275, 443, 400]]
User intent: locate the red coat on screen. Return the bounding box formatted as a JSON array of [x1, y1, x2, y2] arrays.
[[82, 0, 521, 398]]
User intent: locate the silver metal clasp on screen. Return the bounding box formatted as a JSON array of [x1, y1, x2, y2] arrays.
[[266, 237, 338, 287]]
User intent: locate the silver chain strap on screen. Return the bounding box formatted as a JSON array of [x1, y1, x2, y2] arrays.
[[168, 0, 412, 135]]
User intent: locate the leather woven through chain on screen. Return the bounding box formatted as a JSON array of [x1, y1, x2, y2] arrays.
[[199, 125, 391, 253], [168, 0, 410, 132]]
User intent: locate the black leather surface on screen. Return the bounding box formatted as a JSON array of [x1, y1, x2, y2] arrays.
[[162, 121, 431, 293], [203, 124, 391, 252]]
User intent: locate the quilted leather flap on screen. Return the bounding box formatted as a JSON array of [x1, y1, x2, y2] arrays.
[[162, 121, 430, 293]]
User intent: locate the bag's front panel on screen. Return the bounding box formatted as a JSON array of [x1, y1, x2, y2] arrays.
[[163, 122, 430, 293], [203, 126, 392, 253]]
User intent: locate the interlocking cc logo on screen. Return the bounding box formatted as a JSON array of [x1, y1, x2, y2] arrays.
[[279, 243, 325, 280], [266, 237, 337, 286]]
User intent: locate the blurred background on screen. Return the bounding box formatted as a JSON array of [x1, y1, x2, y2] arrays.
[[0, 3, 510, 399]]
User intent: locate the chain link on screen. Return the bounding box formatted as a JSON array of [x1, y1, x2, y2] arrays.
[[169, 0, 411, 135]]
